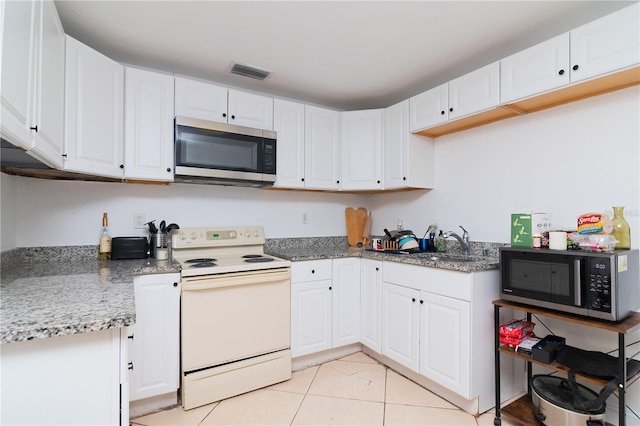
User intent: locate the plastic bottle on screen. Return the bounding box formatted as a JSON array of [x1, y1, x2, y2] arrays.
[[611, 206, 630, 250], [98, 212, 112, 260], [437, 231, 446, 252]]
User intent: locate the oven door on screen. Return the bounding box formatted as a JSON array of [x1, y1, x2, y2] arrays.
[[181, 268, 290, 373], [501, 249, 586, 308]]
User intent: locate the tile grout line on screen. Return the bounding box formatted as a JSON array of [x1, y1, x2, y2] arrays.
[[289, 364, 322, 425], [382, 367, 388, 426]]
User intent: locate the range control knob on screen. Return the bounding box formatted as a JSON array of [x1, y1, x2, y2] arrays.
[[229, 231, 236, 239], [190, 232, 197, 240], [179, 232, 187, 240], [254, 230, 260, 237]]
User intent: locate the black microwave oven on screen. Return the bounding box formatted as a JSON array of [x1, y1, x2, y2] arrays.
[[500, 247, 639, 321], [174, 116, 277, 187]]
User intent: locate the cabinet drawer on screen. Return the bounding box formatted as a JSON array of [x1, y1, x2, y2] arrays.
[[382, 261, 471, 301], [291, 259, 332, 282]]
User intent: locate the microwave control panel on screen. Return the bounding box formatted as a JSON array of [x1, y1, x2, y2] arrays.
[[586, 257, 612, 313]]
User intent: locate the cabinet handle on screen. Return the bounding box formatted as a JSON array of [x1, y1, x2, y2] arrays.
[[412, 298, 416, 302], [128, 334, 134, 340], [558, 69, 565, 75], [128, 362, 134, 370], [30, 125, 38, 132], [166, 168, 172, 172], [173, 282, 178, 287], [222, 113, 227, 118], [62, 154, 67, 158], [119, 164, 124, 169], [572, 64, 579, 71]]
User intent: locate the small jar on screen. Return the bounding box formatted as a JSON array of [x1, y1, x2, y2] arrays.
[[533, 234, 542, 248]]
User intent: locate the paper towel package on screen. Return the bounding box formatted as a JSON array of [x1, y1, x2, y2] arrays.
[[511, 213, 552, 247]]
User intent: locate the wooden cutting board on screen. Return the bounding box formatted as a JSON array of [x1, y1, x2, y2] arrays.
[[345, 207, 367, 246]]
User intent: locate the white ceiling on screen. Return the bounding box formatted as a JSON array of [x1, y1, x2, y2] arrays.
[[54, 1, 636, 111]]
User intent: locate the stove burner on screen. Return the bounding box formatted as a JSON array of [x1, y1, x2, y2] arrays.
[[244, 257, 275, 263], [186, 258, 217, 263], [242, 254, 264, 259], [190, 262, 218, 268]]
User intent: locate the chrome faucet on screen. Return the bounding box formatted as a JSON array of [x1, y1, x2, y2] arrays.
[[444, 226, 470, 255]]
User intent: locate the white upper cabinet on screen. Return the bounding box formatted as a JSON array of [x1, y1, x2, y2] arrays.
[[304, 105, 341, 190], [570, 2, 640, 83], [273, 99, 306, 189], [64, 35, 124, 178], [228, 89, 274, 130], [384, 100, 434, 190], [448, 62, 500, 120], [124, 67, 175, 181], [409, 83, 448, 132], [340, 109, 383, 191], [174, 77, 273, 130], [409, 62, 499, 132], [1, 0, 65, 168], [500, 34, 570, 103]]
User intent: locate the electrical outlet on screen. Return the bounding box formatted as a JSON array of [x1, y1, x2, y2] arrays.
[[302, 212, 309, 224], [134, 213, 147, 229]]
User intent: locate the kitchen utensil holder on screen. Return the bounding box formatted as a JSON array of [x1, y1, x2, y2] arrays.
[[150, 232, 168, 258]]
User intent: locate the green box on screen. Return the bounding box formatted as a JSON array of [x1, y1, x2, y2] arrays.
[[511, 213, 552, 247]]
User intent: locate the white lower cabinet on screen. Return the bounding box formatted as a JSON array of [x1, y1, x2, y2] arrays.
[[381, 282, 420, 371], [291, 260, 333, 357], [332, 258, 361, 347], [0, 328, 128, 425], [419, 291, 470, 397], [129, 273, 180, 401], [360, 259, 382, 353]]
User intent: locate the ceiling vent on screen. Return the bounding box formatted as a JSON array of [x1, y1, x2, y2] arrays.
[[230, 63, 271, 81]]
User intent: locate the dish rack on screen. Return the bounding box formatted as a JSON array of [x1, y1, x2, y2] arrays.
[[382, 240, 399, 250]]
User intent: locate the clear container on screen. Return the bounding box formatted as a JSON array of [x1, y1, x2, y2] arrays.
[[611, 206, 630, 250]]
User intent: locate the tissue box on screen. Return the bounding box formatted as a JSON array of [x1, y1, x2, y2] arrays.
[[511, 213, 552, 247]]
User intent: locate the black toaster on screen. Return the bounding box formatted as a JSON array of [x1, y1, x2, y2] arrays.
[[111, 237, 148, 260]]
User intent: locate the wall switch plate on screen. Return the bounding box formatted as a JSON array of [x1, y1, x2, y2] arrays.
[[134, 213, 147, 229], [302, 212, 309, 224]]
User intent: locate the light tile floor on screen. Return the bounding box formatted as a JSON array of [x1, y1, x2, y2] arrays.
[[131, 352, 517, 425]]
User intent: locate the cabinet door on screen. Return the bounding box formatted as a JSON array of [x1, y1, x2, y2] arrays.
[[174, 76, 228, 123], [570, 3, 640, 83], [332, 258, 361, 348], [408, 83, 448, 132], [129, 273, 181, 401], [291, 280, 333, 357], [124, 67, 175, 181], [340, 109, 383, 190], [449, 62, 500, 120], [228, 89, 274, 130], [381, 282, 419, 371], [360, 259, 382, 353], [500, 34, 570, 103], [419, 291, 470, 398], [304, 105, 341, 190], [64, 35, 124, 178], [273, 99, 305, 188], [1, 0, 38, 151]]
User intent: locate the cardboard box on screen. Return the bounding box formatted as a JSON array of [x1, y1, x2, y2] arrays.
[[511, 213, 552, 247]]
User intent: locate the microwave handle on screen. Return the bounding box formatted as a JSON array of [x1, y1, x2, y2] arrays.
[[574, 259, 582, 306]]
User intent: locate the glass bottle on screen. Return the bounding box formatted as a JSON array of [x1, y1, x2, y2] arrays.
[[98, 212, 112, 260], [611, 206, 630, 250]]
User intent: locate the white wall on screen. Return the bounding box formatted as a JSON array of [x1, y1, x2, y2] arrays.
[[0, 173, 18, 251], [371, 86, 640, 247]]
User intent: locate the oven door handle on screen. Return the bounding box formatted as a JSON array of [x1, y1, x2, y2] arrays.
[[182, 269, 290, 291]]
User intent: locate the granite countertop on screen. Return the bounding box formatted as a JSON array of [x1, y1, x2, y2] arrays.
[[265, 237, 501, 273], [1, 246, 180, 344]]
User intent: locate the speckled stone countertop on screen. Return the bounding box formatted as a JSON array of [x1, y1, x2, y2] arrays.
[[1, 246, 180, 344], [265, 237, 503, 273]]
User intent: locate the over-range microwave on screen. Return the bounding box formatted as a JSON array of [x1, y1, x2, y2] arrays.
[[174, 116, 277, 187], [500, 247, 639, 321]]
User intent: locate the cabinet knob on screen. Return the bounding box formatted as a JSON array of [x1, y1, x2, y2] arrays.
[[120, 164, 124, 169], [128, 362, 134, 370], [301, 178, 305, 182], [412, 298, 416, 302], [30, 125, 38, 132], [375, 267, 379, 271], [231, 115, 236, 120], [377, 180, 380, 184], [440, 111, 445, 115], [572, 65, 579, 71], [167, 168, 172, 172], [311, 269, 315, 274], [222, 113, 227, 118], [403, 177, 407, 181], [420, 300, 424, 304], [173, 282, 178, 287], [329, 286, 332, 290], [336, 180, 340, 184], [449, 107, 453, 112], [558, 69, 565, 75]]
